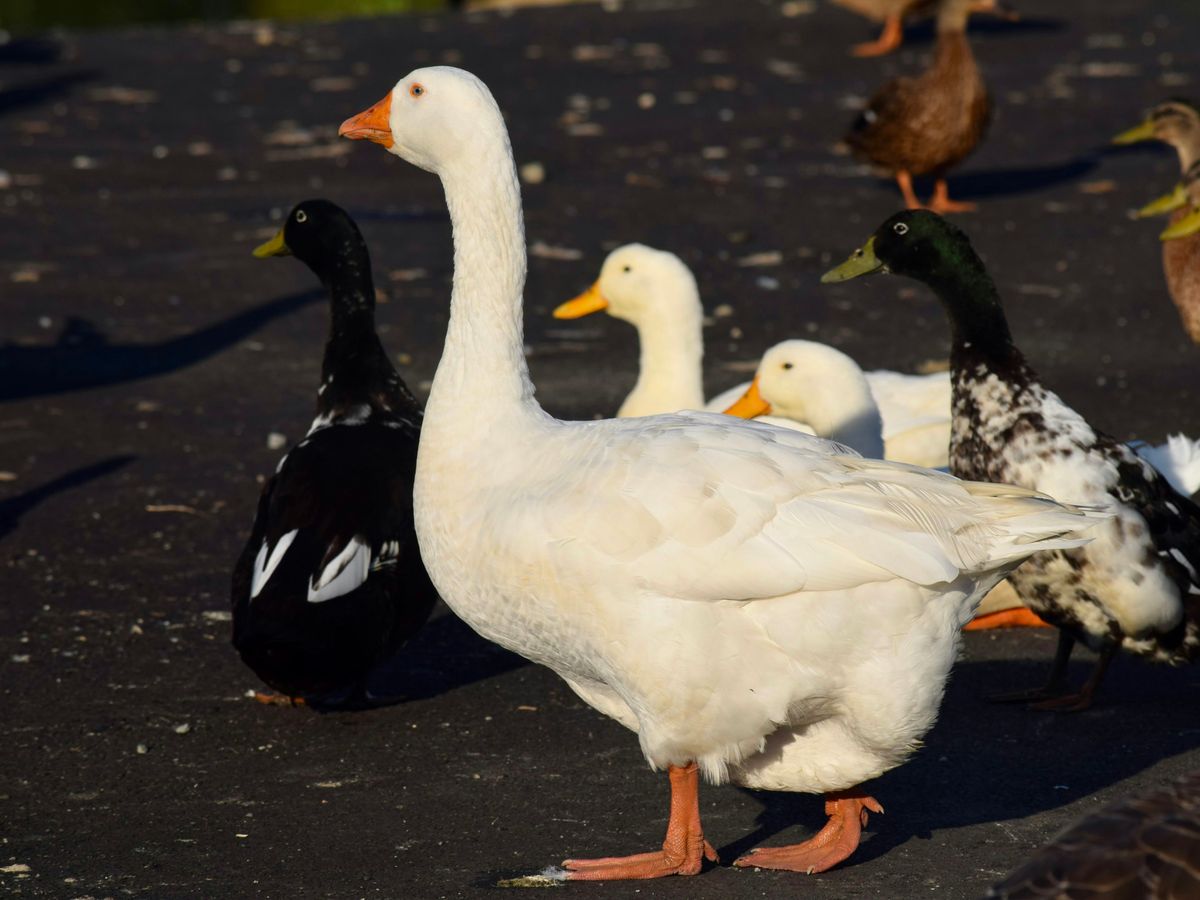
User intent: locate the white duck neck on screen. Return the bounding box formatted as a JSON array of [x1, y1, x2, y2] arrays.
[[427, 136, 539, 428], [621, 291, 705, 416]]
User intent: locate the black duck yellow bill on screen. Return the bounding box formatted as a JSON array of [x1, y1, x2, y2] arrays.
[[820, 237, 884, 283], [252, 229, 291, 258], [1112, 119, 1157, 145]]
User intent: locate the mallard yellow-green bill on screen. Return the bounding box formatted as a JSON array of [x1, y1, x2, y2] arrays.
[[820, 237, 884, 283], [1160, 206, 1200, 241], [1112, 119, 1157, 145], [1137, 183, 1189, 218], [252, 229, 291, 258]]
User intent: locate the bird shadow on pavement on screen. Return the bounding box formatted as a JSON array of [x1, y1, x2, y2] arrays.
[[0, 456, 136, 542]]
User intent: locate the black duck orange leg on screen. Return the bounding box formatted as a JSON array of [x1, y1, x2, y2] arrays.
[[852, 13, 903, 57], [561, 762, 718, 880], [964, 607, 1050, 631], [928, 179, 977, 214], [734, 790, 883, 874], [1030, 644, 1116, 713], [252, 691, 307, 707], [896, 171, 922, 210], [989, 630, 1074, 704]]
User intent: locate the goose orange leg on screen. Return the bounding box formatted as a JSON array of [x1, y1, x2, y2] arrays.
[[928, 179, 977, 214], [852, 13, 904, 57], [964, 607, 1050, 631], [896, 171, 922, 210], [734, 790, 883, 874], [561, 762, 718, 880]]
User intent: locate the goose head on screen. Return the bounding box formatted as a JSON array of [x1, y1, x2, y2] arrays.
[[555, 244, 701, 329], [339, 66, 507, 174]]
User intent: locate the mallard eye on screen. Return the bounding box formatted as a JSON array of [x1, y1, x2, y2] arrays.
[[295, 210, 308, 223], [893, 222, 909, 235], [410, 83, 425, 98]]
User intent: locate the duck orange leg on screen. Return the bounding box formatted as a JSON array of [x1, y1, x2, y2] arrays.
[[734, 790, 883, 874], [852, 13, 904, 57], [928, 179, 977, 214], [896, 171, 922, 210], [562, 762, 718, 880], [252, 691, 306, 707], [964, 607, 1050, 631]]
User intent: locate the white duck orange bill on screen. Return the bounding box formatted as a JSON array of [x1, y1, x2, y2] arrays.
[[553, 282, 608, 319], [723, 377, 771, 419], [339, 93, 394, 147]]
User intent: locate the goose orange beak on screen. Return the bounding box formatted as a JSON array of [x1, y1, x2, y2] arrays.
[[553, 282, 608, 319], [723, 377, 771, 419], [339, 93, 394, 148]]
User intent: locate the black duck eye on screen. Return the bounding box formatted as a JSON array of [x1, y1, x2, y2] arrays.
[[782, 362, 794, 370], [893, 222, 908, 235], [295, 210, 308, 223]]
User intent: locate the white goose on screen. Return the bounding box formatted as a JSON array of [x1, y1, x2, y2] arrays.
[[339, 66, 1096, 881], [555, 242, 954, 467]]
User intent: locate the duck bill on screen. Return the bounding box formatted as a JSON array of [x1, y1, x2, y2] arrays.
[[820, 237, 884, 283], [339, 93, 394, 148], [1160, 207, 1200, 241], [252, 228, 290, 258], [553, 282, 608, 319], [1136, 184, 1188, 218], [722, 377, 772, 419], [1112, 119, 1156, 145]]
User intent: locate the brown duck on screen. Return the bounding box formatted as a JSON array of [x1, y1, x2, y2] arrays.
[[1118, 100, 1200, 344], [986, 769, 1200, 898], [832, 0, 1016, 58], [845, 0, 990, 213]]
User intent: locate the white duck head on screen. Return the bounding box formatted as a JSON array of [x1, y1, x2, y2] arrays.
[[339, 66, 511, 175], [724, 340, 885, 458], [556, 244, 706, 417]]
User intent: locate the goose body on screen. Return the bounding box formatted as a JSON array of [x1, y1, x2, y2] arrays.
[[340, 66, 1097, 879], [845, 0, 991, 212], [231, 201, 436, 704], [556, 243, 953, 465], [825, 211, 1200, 710]]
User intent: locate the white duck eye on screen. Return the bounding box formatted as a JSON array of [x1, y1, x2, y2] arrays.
[[622, 265, 632, 273], [893, 222, 909, 235], [782, 362, 794, 370], [295, 210, 308, 223]]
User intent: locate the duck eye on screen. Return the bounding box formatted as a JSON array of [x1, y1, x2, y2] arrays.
[[893, 222, 909, 235], [409, 83, 425, 98], [623, 265, 632, 273], [782, 362, 794, 370], [295, 210, 308, 223]]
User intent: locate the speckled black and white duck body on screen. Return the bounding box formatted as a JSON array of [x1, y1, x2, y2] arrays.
[[824, 210, 1200, 710], [231, 200, 436, 706]]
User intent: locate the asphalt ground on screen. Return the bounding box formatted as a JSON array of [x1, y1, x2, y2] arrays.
[[2, 0, 1200, 897]]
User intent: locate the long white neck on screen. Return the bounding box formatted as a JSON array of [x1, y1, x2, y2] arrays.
[[424, 134, 541, 442], [619, 293, 705, 417]]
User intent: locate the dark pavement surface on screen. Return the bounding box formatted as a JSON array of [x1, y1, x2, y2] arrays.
[[2, 1, 1200, 897]]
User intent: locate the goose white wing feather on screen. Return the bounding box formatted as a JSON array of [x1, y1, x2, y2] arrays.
[[504, 413, 1088, 605]]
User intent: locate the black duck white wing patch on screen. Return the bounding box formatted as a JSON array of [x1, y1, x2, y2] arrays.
[[307, 536, 372, 604], [250, 529, 299, 599]]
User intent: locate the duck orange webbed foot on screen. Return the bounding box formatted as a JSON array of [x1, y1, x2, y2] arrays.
[[562, 761, 718, 881], [964, 607, 1050, 630], [252, 691, 307, 707], [926, 180, 977, 214], [733, 791, 883, 875], [1028, 691, 1095, 713]]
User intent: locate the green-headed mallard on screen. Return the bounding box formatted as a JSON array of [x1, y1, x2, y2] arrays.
[[824, 210, 1200, 712], [845, 0, 991, 212], [231, 200, 437, 707]]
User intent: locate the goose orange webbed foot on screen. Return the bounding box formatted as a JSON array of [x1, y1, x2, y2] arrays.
[[561, 762, 718, 881], [733, 791, 883, 875]]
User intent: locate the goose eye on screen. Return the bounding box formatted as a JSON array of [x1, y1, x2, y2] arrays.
[[409, 83, 425, 98], [893, 222, 909, 235], [295, 210, 308, 223], [782, 362, 794, 370]]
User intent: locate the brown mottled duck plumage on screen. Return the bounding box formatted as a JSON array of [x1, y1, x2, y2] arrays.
[[1163, 165, 1200, 344], [845, 0, 990, 211], [986, 769, 1200, 899]]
